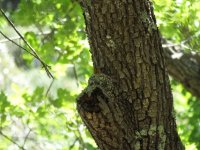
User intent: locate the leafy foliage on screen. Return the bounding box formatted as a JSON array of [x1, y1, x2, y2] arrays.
[[153, 0, 200, 51], [0, 91, 11, 125], [187, 97, 200, 149], [0, 0, 200, 149], [172, 81, 200, 149], [0, 0, 95, 149]]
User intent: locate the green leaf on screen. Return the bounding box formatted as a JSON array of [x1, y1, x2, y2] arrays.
[[0, 91, 10, 113], [0, 91, 10, 124]]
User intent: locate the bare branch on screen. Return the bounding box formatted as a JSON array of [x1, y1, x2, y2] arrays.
[[0, 30, 36, 57], [45, 79, 55, 96], [0, 130, 26, 150], [73, 63, 79, 87], [0, 8, 54, 79], [162, 39, 200, 99], [22, 128, 32, 148], [69, 138, 78, 150], [0, 31, 51, 43]]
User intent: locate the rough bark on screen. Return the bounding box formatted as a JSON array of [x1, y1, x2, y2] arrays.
[[162, 40, 200, 99], [77, 0, 184, 149]]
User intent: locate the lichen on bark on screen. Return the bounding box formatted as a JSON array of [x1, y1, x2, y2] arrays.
[[77, 73, 116, 114], [77, 0, 185, 149]]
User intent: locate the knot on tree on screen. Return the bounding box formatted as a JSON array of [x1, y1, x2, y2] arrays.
[[77, 74, 115, 113]]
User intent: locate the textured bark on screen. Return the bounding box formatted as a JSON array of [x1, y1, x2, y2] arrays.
[[77, 0, 184, 149], [162, 40, 200, 99]]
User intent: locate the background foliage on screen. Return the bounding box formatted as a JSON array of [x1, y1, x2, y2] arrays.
[[0, 0, 200, 149]]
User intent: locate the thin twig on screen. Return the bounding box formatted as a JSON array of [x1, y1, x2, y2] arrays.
[[0, 35, 24, 43], [76, 119, 86, 149], [69, 138, 78, 150], [0, 130, 26, 150], [0, 29, 55, 97], [0, 31, 51, 43], [162, 31, 200, 50], [73, 63, 79, 87], [45, 79, 55, 96], [0, 30, 36, 57], [0, 9, 54, 79], [181, 31, 200, 45], [22, 128, 32, 147]]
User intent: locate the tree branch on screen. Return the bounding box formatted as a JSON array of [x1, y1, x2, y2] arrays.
[[0, 30, 36, 57], [0, 8, 54, 79], [0, 130, 26, 150], [163, 39, 200, 99], [22, 128, 32, 148]]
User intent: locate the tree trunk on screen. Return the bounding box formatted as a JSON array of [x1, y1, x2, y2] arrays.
[[77, 0, 184, 149]]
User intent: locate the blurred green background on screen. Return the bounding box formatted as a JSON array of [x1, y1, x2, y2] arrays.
[[0, 0, 199, 149]]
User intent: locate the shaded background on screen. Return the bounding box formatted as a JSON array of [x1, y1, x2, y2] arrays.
[[0, 0, 200, 149]]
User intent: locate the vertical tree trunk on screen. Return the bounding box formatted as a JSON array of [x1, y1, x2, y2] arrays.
[[77, 0, 184, 149]]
